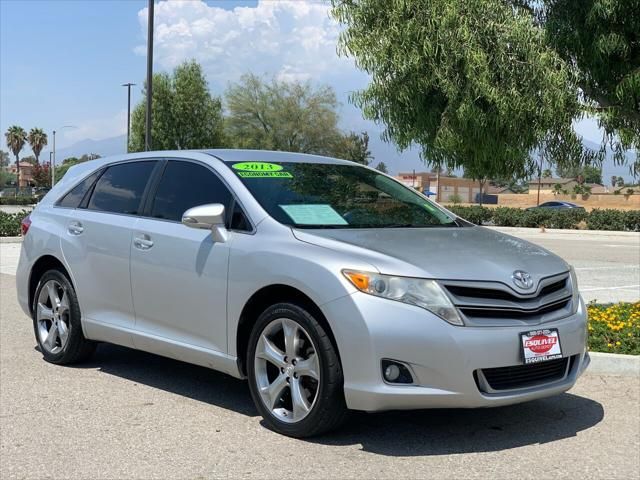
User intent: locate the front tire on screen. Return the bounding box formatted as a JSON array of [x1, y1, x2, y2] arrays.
[[247, 303, 347, 437], [32, 269, 95, 365]]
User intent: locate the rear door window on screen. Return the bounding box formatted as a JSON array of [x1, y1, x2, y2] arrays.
[[149, 160, 235, 224], [87, 161, 156, 215]]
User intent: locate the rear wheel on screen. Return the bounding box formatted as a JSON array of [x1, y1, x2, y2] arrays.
[[32, 269, 95, 364], [247, 303, 347, 437]]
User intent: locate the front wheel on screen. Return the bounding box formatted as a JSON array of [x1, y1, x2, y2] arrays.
[[247, 303, 347, 437]]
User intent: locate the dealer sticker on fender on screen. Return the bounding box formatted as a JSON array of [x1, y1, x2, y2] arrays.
[[520, 328, 563, 364]]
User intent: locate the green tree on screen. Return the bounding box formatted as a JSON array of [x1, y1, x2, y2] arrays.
[[27, 128, 48, 165], [0, 149, 9, 167], [54, 156, 83, 183], [0, 169, 16, 188], [556, 163, 603, 183], [31, 162, 51, 188], [20, 155, 37, 165], [375, 162, 389, 173], [332, 0, 579, 186], [225, 73, 341, 155], [542, 168, 554, 178], [5, 125, 27, 193], [534, 0, 640, 171], [130, 60, 225, 151], [331, 131, 373, 164]]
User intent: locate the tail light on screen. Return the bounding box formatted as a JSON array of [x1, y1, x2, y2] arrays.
[[21, 215, 31, 236]]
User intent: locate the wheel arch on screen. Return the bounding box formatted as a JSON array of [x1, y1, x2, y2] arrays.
[[28, 255, 73, 316], [235, 284, 340, 377]]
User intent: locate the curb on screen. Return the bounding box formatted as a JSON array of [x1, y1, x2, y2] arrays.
[[487, 226, 640, 238], [0, 236, 22, 244], [587, 351, 639, 376]]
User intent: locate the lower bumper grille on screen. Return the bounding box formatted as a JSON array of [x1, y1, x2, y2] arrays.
[[476, 357, 572, 391]]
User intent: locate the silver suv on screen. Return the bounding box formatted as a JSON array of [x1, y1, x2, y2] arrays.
[[16, 150, 589, 437]]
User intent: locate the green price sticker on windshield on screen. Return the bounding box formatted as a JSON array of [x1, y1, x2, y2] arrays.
[[232, 162, 292, 178], [232, 162, 283, 172]]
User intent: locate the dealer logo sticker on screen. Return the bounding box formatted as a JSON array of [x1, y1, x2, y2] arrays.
[[520, 328, 563, 364]]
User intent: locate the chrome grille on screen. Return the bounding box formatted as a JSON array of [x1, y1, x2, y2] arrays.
[[442, 272, 573, 326]]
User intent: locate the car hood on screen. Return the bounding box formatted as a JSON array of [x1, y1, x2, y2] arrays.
[[292, 226, 569, 287]]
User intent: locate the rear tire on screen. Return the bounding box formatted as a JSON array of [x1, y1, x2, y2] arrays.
[[247, 303, 348, 437], [32, 269, 95, 365]]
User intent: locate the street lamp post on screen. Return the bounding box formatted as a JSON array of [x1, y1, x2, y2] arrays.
[[122, 82, 136, 152], [145, 0, 155, 151], [52, 125, 77, 185]]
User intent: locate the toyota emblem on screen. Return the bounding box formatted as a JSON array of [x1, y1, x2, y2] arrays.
[[512, 270, 534, 290]]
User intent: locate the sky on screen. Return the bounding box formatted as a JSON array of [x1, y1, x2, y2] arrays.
[[0, 0, 630, 179]]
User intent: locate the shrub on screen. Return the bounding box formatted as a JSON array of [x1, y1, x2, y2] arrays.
[[0, 210, 29, 236], [623, 210, 640, 232], [586, 209, 627, 231], [0, 196, 37, 205], [447, 205, 493, 225], [448, 193, 462, 204], [491, 207, 522, 227]]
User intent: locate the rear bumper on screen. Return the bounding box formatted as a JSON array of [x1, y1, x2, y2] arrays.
[[321, 292, 589, 412]]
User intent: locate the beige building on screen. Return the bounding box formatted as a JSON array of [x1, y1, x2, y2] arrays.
[[395, 172, 486, 203], [7, 161, 35, 188]]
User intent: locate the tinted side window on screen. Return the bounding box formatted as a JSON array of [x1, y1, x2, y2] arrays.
[[150, 161, 233, 223], [57, 170, 101, 208], [88, 161, 156, 215]]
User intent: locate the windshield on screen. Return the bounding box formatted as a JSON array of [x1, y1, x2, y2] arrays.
[[225, 161, 459, 229]]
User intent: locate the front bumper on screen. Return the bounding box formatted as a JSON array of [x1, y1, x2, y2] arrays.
[[322, 292, 589, 412]]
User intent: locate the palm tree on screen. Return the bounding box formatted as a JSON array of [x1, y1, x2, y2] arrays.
[[28, 128, 48, 165], [5, 126, 27, 194]]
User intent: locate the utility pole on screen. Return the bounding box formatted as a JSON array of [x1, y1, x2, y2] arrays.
[[122, 83, 136, 152], [145, 0, 154, 151], [52, 130, 56, 186], [52, 125, 77, 185], [49, 152, 53, 188]]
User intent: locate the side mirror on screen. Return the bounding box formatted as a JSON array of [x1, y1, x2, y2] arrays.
[[182, 203, 229, 243]]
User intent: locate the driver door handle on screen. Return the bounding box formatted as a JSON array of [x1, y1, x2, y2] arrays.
[[133, 234, 154, 250], [67, 221, 84, 235]]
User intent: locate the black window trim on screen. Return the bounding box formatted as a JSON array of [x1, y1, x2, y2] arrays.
[[141, 157, 256, 234]]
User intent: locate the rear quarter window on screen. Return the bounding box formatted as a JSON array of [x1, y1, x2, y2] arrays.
[[56, 170, 102, 209]]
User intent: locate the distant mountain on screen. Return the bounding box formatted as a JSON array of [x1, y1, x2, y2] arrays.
[[42, 135, 127, 165]]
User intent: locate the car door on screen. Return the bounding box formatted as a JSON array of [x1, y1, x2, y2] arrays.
[[60, 160, 158, 343], [129, 159, 245, 353]]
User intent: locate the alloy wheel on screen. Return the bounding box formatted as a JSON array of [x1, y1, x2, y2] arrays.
[[254, 318, 320, 423], [36, 279, 70, 354]]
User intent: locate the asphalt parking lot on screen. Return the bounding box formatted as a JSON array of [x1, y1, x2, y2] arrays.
[[1, 255, 639, 478]]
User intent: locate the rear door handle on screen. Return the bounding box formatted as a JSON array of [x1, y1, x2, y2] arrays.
[[133, 234, 154, 250], [67, 221, 84, 235]]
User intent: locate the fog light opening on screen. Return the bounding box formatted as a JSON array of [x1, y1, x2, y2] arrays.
[[381, 359, 414, 384]]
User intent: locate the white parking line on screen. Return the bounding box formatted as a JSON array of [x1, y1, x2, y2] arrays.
[[580, 285, 640, 292], [575, 266, 640, 271]]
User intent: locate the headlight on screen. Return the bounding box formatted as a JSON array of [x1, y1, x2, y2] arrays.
[[569, 266, 580, 314], [342, 270, 464, 326]]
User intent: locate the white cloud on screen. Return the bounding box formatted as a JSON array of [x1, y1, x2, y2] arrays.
[[135, 0, 354, 92]]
